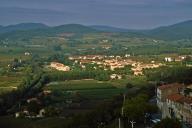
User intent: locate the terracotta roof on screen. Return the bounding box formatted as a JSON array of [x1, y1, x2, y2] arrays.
[[167, 94, 185, 102], [158, 83, 183, 90], [167, 94, 192, 105], [80, 60, 92, 63]]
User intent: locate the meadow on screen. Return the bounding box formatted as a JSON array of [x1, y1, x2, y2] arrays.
[[44, 79, 126, 100], [0, 76, 23, 94]]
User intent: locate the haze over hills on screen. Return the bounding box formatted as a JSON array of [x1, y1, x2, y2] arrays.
[[91, 20, 192, 40], [0, 20, 192, 40], [52, 24, 98, 33], [0, 24, 98, 39], [0, 23, 49, 34], [90, 25, 133, 33], [144, 20, 192, 40]]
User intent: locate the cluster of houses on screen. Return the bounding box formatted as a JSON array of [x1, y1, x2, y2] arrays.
[[131, 62, 163, 75], [15, 90, 52, 118], [69, 55, 105, 60], [69, 55, 163, 76], [15, 97, 45, 118], [157, 83, 192, 125], [164, 56, 186, 62], [50, 62, 70, 71]]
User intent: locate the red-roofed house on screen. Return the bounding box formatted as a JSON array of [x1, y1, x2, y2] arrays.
[[157, 83, 192, 124], [166, 94, 192, 124], [157, 83, 184, 118]]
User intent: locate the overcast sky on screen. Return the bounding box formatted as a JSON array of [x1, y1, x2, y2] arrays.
[[0, 0, 192, 29]]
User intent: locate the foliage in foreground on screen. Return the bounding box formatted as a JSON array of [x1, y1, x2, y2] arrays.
[[153, 118, 182, 128], [123, 94, 158, 122], [144, 66, 192, 84]]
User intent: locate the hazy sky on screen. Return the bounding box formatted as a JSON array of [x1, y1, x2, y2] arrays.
[[0, 0, 192, 29]]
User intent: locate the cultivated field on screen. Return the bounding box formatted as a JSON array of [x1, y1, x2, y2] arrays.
[[0, 76, 23, 94], [44, 79, 126, 100]]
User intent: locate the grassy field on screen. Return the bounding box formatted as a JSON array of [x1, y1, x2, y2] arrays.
[[44, 79, 126, 100], [110, 75, 148, 88], [45, 80, 116, 90], [0, 46, 54, 62], [44, 76, 149, 100], [0, 54, 29, 62], [0, 76, 23, 94]]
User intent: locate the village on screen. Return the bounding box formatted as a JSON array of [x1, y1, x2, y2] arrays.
[[48, 54, 190, 77], [67, 54, 189, 75], [68, 54, 165, 76]]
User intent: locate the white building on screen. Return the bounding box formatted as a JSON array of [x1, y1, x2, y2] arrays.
[[110, 74, 122, 79], [125, 54, 131, 58], [164, 57, 173, 62], [24, 52, 31, 56]]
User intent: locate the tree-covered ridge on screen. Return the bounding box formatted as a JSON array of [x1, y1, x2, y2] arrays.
[[1, 20, 192, 40], [0, 24, 98, 40], [0, 23, 48, 34]]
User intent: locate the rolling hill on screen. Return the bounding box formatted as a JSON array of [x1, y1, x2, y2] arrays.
[[90, 25, 130, 32], [143, 20, 192, 40], [91, 20, 192, 40], [0, 20, 192, 41], [53, 24, 98, 33], [0, 24, 98, 39], [0, 23, 49, 34]]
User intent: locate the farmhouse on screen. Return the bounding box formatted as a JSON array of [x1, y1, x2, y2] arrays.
[[50, 62, 70, 71], [175, 56, 186, 62], [24, 52, 31, 56], [164, 57, 173, 62], [110, 74, 122, 79]]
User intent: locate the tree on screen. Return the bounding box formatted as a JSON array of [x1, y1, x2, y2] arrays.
[[44, 106, 60, 117], [123, 94, 158, 122], [126, 83, 133, 89], [27, 101, 41, 114], [144, 66, 192, 84]]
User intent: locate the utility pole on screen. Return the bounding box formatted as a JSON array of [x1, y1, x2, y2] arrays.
[[119, 118, 121, 128], [122, 94, 126, 115], [130, 120, 136, 128], [119, 94, 126, 128]]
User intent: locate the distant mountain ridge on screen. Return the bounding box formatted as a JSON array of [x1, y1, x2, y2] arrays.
[[90, 25, 131, 32], [0, 20, 192, 40], [91, 20, 192, 40], [0, 24, 98, 39], [144, 20, 192, 40], [53, 24, 98, 33], [0, 23, 49, 34]]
